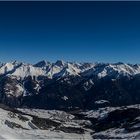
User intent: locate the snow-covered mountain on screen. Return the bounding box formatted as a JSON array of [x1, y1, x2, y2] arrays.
[[34, 61, 140, 78], [1, 60, 140, 139], [0, 60, 140, 109], [1, 60, 140, 79]]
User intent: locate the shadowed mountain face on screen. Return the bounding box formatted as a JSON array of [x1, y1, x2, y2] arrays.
[[0, 60, 140, 109]]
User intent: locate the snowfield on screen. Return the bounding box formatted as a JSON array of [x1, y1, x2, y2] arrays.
[[0, 105, 140, 139], [0, 107, 92, 139]]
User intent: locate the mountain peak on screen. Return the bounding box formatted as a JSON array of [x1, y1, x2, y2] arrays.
[[34, 60, 51, 67], [55, 60, 65, 67]]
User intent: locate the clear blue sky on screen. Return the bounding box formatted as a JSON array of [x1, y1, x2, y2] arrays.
[[0, 1, 140, 64]]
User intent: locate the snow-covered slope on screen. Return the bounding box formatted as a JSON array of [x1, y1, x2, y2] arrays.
[[1, 60, 140, 79], [1, 102, 140, 139], [0, 106, 92, 139], [81, 62, 140, 78], [11, 63, 46, 78]]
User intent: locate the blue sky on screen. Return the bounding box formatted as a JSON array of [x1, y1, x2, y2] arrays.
[[0, 1, 140, 64]]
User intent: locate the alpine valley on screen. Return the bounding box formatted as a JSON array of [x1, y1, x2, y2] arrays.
[[1, 60, 140, 139]]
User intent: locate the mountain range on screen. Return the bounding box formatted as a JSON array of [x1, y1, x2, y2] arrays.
[[0, 60, 140, 109]]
